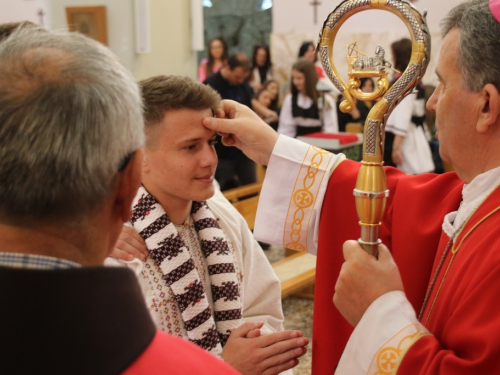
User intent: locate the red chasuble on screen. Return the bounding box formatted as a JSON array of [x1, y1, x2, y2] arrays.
[[398, 182, 500, 373], [312, 160, 464, 375]]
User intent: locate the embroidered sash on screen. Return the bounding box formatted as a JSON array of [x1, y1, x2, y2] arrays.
[[130, 186, 242, 356]]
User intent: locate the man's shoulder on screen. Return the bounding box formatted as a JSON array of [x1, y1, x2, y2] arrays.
[[208, 189, 234, 211], [124, 331, 238, 374]]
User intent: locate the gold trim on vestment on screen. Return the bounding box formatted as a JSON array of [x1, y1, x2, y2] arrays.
[[283, 146, 334, 251], [368, 323, 431, 374]]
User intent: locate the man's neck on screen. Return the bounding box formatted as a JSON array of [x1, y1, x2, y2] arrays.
[[160, 198, 192, 226], [141, 182, 192, 225], [0, 222, 107, 266]]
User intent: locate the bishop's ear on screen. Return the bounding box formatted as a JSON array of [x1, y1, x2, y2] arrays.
[[476, 83, 500, 133]]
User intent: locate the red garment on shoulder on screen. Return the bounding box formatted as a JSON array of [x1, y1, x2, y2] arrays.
[[124, 331, 239, 374], [312, 160, 463, 375]]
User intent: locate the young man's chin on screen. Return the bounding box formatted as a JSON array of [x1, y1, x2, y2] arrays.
[[192, 184, 215, 201]]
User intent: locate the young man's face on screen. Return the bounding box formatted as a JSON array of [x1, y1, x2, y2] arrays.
[[142, 108, 218, 208]]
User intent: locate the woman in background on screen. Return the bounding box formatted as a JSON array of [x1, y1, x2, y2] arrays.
[[261, 79, 280, 113], [249, 45, 273, 91], [278, 58, 338, 138], [298, 41, 325, 79], [198, 37, 228, 82], [384, 38, 434, 174], [254, 85, 280, 130], [337, 77, 374, 132]]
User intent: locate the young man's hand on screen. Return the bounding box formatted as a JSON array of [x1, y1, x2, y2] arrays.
[[222, 321, 309, 375], [109, 225, 148, 261]]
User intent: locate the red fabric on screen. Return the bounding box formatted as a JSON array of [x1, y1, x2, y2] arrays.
[[315, 65, 325, 79], [398, 185, 500, 373], [301, 132, 359, 145], [312, 160, 464, 375], [124, 331, 239, 374]]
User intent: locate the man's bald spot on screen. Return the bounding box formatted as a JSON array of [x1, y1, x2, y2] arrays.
[[1, 47, 79, 97]]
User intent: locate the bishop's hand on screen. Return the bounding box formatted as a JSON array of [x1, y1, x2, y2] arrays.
[[333, 241, 404, 327], [203, 100, 279, 166]]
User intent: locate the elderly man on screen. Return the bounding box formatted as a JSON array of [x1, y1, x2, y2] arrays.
[[110, 75, 308, 375], [0, 27, 238, 374], [202, 0, 500, 373]]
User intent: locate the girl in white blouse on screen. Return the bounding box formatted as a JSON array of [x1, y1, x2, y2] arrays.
[[277, 58, 338, 138]]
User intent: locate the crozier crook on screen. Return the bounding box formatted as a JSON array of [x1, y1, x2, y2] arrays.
[[317, 0, 430, 256]]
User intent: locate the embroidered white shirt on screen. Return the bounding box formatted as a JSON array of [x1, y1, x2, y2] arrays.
[[107, 189, 285, 340]]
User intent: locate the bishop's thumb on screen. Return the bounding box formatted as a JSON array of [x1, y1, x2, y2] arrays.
[[203, 116, 232, 134]]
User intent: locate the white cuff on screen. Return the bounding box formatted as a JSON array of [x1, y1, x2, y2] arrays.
[[254, 135, 344, 255], [336, 291, 421, 374]]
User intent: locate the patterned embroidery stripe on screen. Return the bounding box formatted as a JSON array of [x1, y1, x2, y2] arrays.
[[191, 200, 207, 214], [212, 281, 240, 303], [194, 217, 220, 231], [208, 263, 236, 275], [184, 306, 213, 332], [177, 279, 206, 312], [131, 193, 158, 224], [163, 258, 195, 285], [214, 308, 242, 322], [139, 214, 171, 240], [149, 234, 186, 264], [192, 326, 220, 351], [200, 238, 231, 258]]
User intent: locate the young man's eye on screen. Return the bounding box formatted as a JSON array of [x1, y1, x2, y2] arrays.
[[185, 144, 197, 150]]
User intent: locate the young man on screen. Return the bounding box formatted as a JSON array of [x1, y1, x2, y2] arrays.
[[110, 75, 308, 375], [0, 27, 237, 375]]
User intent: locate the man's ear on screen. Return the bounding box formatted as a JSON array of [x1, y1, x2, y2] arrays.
[[477, 83, 500, 133], [142, 149, 151, 174], [114, 149, 144, 222]]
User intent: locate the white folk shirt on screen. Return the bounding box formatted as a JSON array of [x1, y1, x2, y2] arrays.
[[255, 134, 500, 374], [277, 92, 339, 138], [108, 189, 285, 341]]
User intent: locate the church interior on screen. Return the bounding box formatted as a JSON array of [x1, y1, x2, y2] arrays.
[[1, 0, 465, 373]]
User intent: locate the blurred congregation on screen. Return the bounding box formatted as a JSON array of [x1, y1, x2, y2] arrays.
[[3, 0, 453, 192]]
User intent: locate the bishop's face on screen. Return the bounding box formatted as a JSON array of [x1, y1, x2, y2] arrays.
[[426, 28, 483, 181], [142, 108, 217, 210]]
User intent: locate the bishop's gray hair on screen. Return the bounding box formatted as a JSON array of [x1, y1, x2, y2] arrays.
[[0, 27, 144, 225], [441, 0, 500, 92]]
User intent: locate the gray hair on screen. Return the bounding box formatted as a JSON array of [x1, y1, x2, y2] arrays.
[[0, 28, 144, 225], [441, 0, 500, 92]]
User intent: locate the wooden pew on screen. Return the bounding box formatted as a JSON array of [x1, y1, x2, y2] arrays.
[[222, 182, 262, 230]]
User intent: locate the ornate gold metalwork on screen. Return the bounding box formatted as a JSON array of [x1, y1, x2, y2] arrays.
[[317, 0, 430, 256]]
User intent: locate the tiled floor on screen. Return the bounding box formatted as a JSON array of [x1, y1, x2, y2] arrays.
[[263, 244, 313, 375]]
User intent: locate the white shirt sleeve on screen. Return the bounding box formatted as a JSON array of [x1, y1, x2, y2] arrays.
[[385, 94, 416, 136], [277, 94, 297, 138], [336, 291, 424, 374], [322, 94, 339, 134], [209, 190, 285, 335], [254, 135, 345, 255]]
